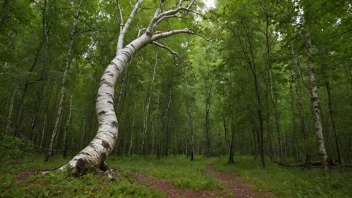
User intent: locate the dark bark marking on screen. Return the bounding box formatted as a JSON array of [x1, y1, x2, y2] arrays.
[[79, 151, 92, 157], [99, 153, 109, 172], [107, 130, 117, 139], [98, 110, 107, 116], [107, 101, 113, 105], [108, 73, 114, 77], [111, 61, 120, 71], [89, 143, 99, 153], [111, 121, 118, 128], [75, 158, 89, 176], [102, 140, 110, 150], [106, 93, 113, 98], [99, 78, 113, 88]]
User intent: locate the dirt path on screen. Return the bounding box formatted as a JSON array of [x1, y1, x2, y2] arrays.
[[131, 172, 222, 198], [205, 163, 271, 198], [131, 163, 272, 198]]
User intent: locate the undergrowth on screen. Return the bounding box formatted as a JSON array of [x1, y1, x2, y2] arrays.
[[1, 134, 352, 197], [212, 156, 352, 198], [108, 155, 223, 191], [0, 134, 164, 198]]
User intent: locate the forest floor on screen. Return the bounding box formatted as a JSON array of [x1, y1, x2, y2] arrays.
[[130, 162, 271, 197], [1, 139, 352, 198]]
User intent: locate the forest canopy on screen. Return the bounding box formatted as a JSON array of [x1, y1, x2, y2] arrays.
[[1, 0, 352, 177]]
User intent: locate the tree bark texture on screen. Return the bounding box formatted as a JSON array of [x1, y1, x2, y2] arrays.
[[61, 0, 196, 173], [306, 35, 329, 170]]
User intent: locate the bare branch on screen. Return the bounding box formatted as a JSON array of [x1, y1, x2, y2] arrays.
[[187, 0, 196, 9], [152, 41, 180, 65], [117, 0, 143, 53], [147, 0, 202, 32], [136, 24, 146, 38], [178, 0, 184, 7], [0, 115, 12, 123], [116, 0, 124, 32], [151, 29, 194, 40]]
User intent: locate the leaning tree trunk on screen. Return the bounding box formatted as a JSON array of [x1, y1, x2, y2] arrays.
[[60, 0, 198, 175], [306, 34, 329, 170]]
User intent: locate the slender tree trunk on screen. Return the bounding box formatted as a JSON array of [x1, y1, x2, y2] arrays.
[[306, 35, 329, 170], [228, 118, 235, 163], [39, 113, 47, 152], [5, 86, 18, 135], [262, 7, 282, 162], [290, 73, 299, 159], [141, 50, 158, 157], [62, 95, 73, 158], [46, 5, 80, 161], [128, 101, 137, 156], [231, 22, 265, 168], [14, 2, 51, 136], [205, 80, 214, 157], [323, 67, 342, 165], [291, 41, 310, 162], [190, 115, 194, 161], [157, 81, 172, 159]]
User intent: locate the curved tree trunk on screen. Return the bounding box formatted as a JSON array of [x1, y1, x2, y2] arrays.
[[60, 0, 197, 175]]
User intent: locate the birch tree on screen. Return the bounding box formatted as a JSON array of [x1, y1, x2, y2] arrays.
[[60, 0, 202, 175]]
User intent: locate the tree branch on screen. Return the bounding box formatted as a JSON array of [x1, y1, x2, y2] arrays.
[[151, 29, 194, 40], [116, 0, 124, 33], [117, 0, 143, 53], [152, 41, 184, 66]]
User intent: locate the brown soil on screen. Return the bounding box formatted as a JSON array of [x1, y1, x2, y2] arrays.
[[206, 163, 272, 198], [14, 169, 44, 188], [131, 163, 272, 198], [131, 171, 223, 198]]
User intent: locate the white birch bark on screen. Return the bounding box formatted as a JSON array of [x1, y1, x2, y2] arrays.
[[60, 0, 198, 174], [306, 34, 329, 170]]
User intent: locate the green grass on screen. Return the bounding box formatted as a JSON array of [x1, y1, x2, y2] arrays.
[[0, 136, 164, 198], [1, 135, 352, 197], [0, 153, 165, 198], [212, 156, 352, 198], [108, 155, 223, 191]]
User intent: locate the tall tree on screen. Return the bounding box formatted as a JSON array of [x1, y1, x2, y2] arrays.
[[60, 0, 202, 175]]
